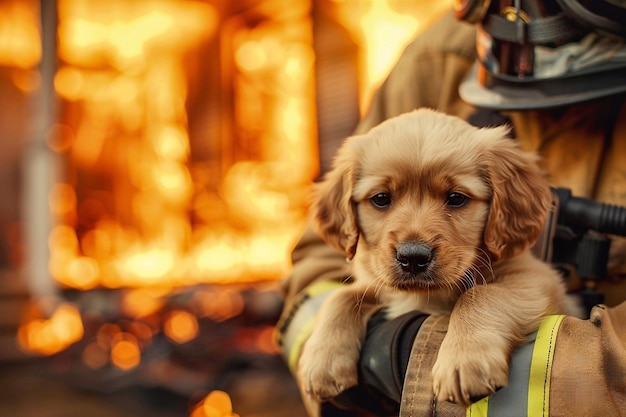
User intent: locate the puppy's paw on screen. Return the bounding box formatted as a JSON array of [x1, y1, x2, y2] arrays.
[[432, 336, 509, 406], [298, 332, 359, 402]]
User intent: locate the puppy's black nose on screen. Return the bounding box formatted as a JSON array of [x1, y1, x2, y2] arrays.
[[396, 242, 432, 274]]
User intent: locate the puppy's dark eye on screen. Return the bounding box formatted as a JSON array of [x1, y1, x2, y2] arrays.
[[446, 192, 469, 208], [370, 193, 391, 208]]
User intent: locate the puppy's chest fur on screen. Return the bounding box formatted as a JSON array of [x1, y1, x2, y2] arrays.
[[382, 290, 459, 318]]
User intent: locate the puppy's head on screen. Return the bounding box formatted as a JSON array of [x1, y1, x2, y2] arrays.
[[311, 109, 552, 291]]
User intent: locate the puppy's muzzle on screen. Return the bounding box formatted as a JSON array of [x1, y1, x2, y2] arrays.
[[395, 242, 433, 275]]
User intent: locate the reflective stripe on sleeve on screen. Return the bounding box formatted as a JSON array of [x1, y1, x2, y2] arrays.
[[467, 396, 489, 417], [466, 338, 535, 417], [466, 314, 565, 417], [278, 280, 344, 373], [528, 314, 565, 417]]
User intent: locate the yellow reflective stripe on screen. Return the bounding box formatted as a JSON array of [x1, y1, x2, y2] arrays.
[[528, 314, 565, 417], [285, 280, 344, 373], [288, 315, 317, 372], [467, 395, 489, 417], [306, 280, 344, 297]]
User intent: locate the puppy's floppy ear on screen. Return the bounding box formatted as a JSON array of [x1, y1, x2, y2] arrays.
[[310, 139, 359, 260], [481, 129, 553, 261]]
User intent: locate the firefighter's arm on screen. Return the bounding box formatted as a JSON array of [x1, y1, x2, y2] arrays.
[[400, 302, 626, 417]]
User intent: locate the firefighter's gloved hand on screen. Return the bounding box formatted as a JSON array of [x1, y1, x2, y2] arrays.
[[326, 310, 429, 417]]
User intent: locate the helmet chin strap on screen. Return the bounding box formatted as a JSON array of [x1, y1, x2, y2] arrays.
[[514, 0, 526, 44], [513, 0, 522, 26]]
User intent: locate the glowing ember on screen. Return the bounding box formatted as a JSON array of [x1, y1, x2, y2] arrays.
[[191, 390, 240, 417], [82, 341, 109, 369], [164, 309, 198, 344], [121, 288, 166, 318], [110, 332, 141, 370], [79, 321, 157, 370], [18, 303, 84, 356], [191, 287, 244, 322]]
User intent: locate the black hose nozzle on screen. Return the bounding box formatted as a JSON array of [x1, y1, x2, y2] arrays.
[[554, 187, 626, 237]]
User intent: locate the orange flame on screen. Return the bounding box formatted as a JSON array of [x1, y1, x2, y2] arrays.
[[15, 0, 452, 361], [43, 0, 314, 293], [331, 0, 453, 112], [0, 1, 41, 69]]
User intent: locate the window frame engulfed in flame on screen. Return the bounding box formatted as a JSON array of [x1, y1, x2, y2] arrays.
[[46, 0, 318, 291]]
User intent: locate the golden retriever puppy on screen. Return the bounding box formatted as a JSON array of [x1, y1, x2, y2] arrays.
[[298, 108, 574, 407]]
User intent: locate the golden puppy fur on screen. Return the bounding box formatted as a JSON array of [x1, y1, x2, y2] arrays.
[[298, 109, 575, 407]]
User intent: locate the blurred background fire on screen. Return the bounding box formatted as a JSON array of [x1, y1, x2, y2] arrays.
[[0, 0, 450, 416]]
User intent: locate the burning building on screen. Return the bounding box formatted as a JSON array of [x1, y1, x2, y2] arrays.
[[0, 0, 450, 416]]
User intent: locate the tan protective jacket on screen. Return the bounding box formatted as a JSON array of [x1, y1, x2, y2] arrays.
[[278, 9, 626, 417]]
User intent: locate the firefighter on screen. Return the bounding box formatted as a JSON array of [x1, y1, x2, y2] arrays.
[[276, 1, 626, 416]]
